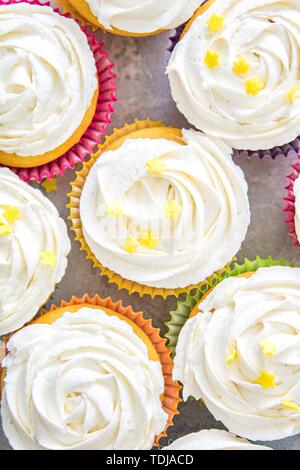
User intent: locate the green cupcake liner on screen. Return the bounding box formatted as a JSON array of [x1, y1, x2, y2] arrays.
[[165, 256, 292, 356]]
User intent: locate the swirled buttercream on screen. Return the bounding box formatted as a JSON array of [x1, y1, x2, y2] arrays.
[[0, 168, 70, 335], [168, 0, 300, 150], [80, 130, 250, 288], [1, 307, 168, 450], [174, 266, 300, 441], [0, 3, 97, 157], [164, 429, 271, 450], [84, 0, 202, 34]]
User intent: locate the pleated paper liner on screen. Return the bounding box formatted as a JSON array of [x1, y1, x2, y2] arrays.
[[284, 156, 300, 249], [54, 0, 165, 37], [1, 294, 181, 447], [165, 256, 291, 356], [0, 0, 117, 183], [68, 118, 235, 299], [167, 0, 300, 161]]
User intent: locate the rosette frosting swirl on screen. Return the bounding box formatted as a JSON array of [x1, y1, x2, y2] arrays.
[[174, 266, 300, 441], [0, 3, 97, 157], [80, 130, 250, 288], [0, 168, 70, 335], [164, 429, 271, 450], [1, 308, 168, 450], [168, 0, 300, 150], [84, 0, 202, 34]]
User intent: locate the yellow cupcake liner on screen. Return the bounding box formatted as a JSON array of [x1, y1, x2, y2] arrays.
[[68, 119, 235, 299], [166, 256, 292, 356], [54, 0, 165, 36], [1, 294, 181, 447]]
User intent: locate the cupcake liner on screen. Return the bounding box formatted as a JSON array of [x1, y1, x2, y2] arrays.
[[167, 0, 300, 160], [68, 118, 234, 299], [30, 293, 181, 447], [284, 156, 300, 249], [166, 256, 291, 355], [0, 0, 117, 183]]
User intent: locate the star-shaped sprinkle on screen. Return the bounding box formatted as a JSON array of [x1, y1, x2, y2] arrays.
[[255, 370, 276, 389], [287, 86, 300, 104], [164, 199, 182, 219], [40, 250, 57, 267], [207, 13, 224, 33], [232, 56, 251, 76], [125, 236, 139, 254], [147, 157, 165, 175], [281, 400, 300, 411], [204, 50, 220, 69], [260, 339, 277, 358], [0, 224, 13, 237], [106, 203, 123, 217], [246, 77, 264, 96], [140, 230, 159, 250], [227, 345, 238, 365], [2, 205, 20, 224], [41, 178, 57, 193]]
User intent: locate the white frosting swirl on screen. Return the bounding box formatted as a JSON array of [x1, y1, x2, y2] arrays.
[[1, 308, 168, 450], [168, 0, 300, 150], [80, 130, 250, 289], [164, 429, 271, 450], [85, 0, 202, 34], [0, 3, 97, 157], [294, 175, 300, 243], [174, 266, 300, 441], [0, 168, 70, 335]]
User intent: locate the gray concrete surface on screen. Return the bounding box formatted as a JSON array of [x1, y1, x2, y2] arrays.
[[1, 29, 299, 451]]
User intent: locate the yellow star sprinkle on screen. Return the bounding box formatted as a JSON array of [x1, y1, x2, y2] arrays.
[[41, 178, 57, 193], [207, 14, 224, 33], [2, 205, 20, 224], [147, 157, 165, 175], [260, 339, 277, 358], [164, 199, 182, 219], [287, 86, 300, 104], [255, 370, 276, 389], [281, 401, 300, 412], [246, 77, 265, 96], [232, 56, 251, 76], [40, 250, 57, 267], [106, 203, 123, 217], [125, 236, 139, 254], [139, 230, 159, 250], [204, 50, 220, 69], [227, 346, 238, 365], [0, 224, 13, 236]]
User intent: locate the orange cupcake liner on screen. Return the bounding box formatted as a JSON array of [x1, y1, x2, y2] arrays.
[[1, 294, 181, 447], [68, 119, 235, 299]]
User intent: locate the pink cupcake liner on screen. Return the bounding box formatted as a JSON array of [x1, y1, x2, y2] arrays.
[[0, 0, 117, 183], [284, 155, 300, 249]]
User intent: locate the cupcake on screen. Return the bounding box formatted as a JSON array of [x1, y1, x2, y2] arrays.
[[68, 120, 250, 298], [0, 2, 98, 169], [0, 168, 70, 335], [59, 0, 204, 36], [164, 429, 271, 450], [173, 265, 300, 441], [167, 0, 300, 152], [1, 296, 180, 450]]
